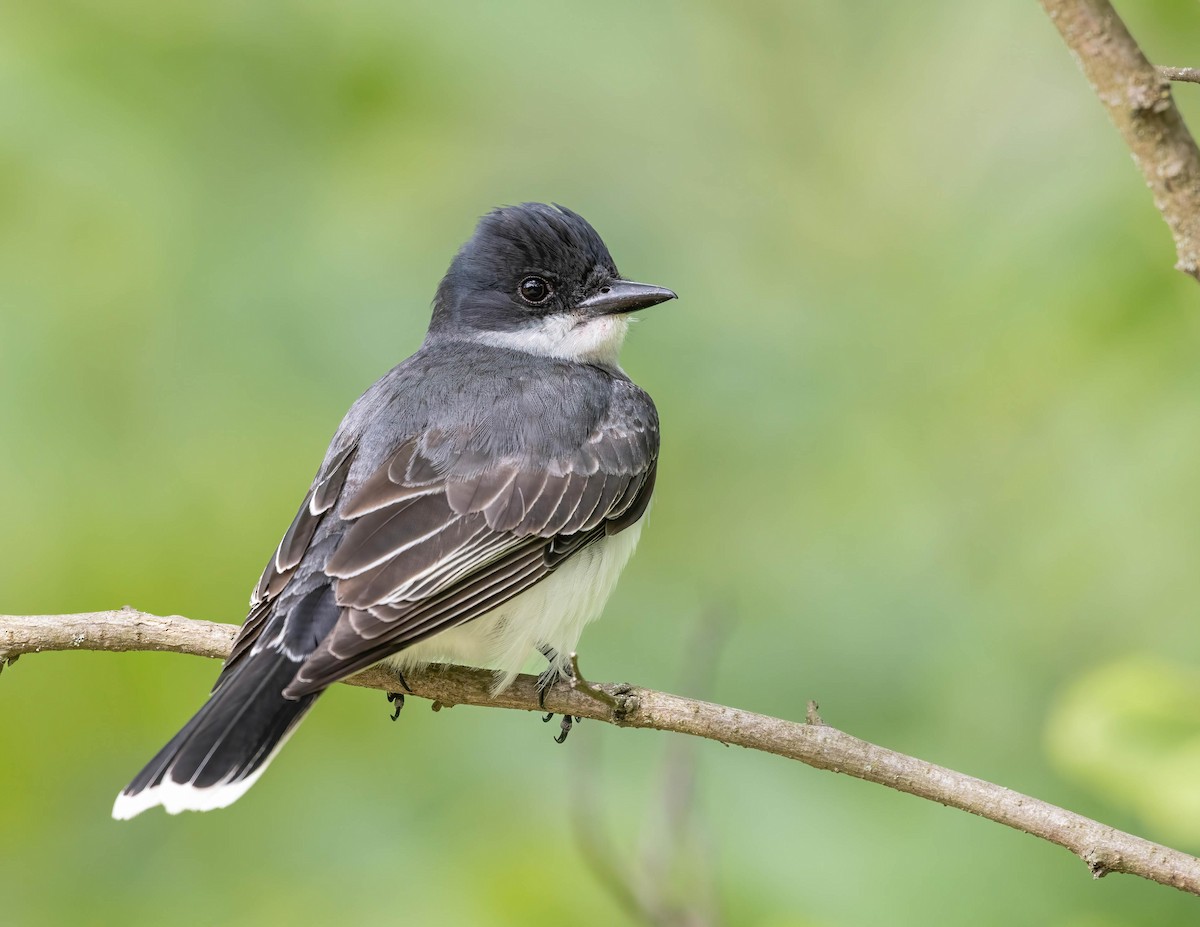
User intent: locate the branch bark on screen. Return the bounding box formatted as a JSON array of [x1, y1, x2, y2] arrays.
[[1039, 0, 1200, 281], [1160, 67, 1200, 86], [3, 608, 1200, 896]]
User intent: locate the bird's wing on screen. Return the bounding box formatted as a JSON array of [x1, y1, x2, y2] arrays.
[[282, 404, 657, 695], [219, 443, 359, 682]]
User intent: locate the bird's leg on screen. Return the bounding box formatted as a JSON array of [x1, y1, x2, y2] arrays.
[[385, 667, 414, 721], [536, 644, 563, 711], [536, 645, 581, 743]]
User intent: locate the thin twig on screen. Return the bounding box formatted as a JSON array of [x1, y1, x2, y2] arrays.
[[1160, 67, 1200, 85], [3, 608, 1200, 896], [1040, 0, 1200, 281], [568, 651, 621, 710]]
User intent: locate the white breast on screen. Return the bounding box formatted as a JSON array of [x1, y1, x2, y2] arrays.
[[387, 521, 643, 691]]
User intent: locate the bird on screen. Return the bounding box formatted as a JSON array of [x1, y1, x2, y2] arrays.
[[112, 203, 676, 819]]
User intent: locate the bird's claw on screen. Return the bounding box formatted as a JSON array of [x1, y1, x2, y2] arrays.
[[386, 692, 405, 721], [536, 646, 581, 742], [553, 715, 581, 744]]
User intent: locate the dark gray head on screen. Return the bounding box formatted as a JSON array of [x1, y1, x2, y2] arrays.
[[428, 203, 676, 364]]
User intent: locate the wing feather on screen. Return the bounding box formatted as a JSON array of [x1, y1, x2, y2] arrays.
[[286, 543, 548, 693], [445, 464, 520, 515], [310, 445, 357, 515], [342, 458, 438, 519], [260, 444, 357, 592], [485, 470, 550, 532], [540, 472, 591, 536], [333, 514, 489, 609], [227, 444, 357, 679], [326, 494, 456, 579], [517, 473, 572, 534], [237, 379, 658, 698], [608, 461, 656, 533]]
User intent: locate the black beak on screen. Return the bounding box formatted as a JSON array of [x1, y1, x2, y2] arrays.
[[576, 280, 678, 316]]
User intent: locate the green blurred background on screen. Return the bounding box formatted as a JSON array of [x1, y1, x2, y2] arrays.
[[4, 1, 1200, 924]]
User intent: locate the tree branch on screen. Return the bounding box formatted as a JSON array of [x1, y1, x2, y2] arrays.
[[3, 608, 1200, 895], [1160, 67, 1200, 86], [1039, 0, 1200, 281]]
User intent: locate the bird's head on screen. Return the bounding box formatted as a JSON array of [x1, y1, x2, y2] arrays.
[[429, 203, 676, 365]]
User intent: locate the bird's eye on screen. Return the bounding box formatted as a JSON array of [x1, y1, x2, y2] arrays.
[[518, 276, 553, 305]]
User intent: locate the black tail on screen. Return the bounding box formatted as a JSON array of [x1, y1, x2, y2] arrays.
[[113, 651, 319, 819]]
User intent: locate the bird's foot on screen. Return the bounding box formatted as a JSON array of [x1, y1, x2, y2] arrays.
[[384, 667, 414, 721], [536, 646, 581, 742], [543, 712, 580, 743], [536, 659, 571, 709]]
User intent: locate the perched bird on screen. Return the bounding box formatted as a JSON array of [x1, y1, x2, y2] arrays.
[[113, 203, 675, 819]]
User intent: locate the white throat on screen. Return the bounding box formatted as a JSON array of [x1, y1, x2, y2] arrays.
[[472, 313, 630, 365]]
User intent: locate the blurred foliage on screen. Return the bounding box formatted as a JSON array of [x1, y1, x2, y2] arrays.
[[3, 0, 1200, 924], [1047, 657, 1200, 845]]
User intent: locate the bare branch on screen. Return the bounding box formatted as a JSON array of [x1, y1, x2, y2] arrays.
[[1160, 67, 1200, 86], [3, 607, 1200, 896], [1040, 0, 1200, 281]]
